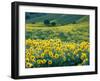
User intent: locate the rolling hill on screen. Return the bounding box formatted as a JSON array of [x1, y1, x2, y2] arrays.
[[25, 12, 89, 25]]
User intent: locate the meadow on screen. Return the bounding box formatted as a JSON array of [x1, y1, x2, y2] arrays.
[[25, 13, 89, 68]]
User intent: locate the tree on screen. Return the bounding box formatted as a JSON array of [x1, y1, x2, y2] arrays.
[[72, 21, 77, 24], [51, 22, 56, 26], [44, 19, 50, 26], [32, 21, 35, 24]]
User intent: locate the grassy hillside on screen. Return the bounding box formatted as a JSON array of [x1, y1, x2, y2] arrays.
[[77, 16, 89, 23], [25, 12, 89, 25], [26, 22, 89, 43]]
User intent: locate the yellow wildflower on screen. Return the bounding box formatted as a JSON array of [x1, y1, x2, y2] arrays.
[[25, 62, 33, 68], [30, 55, 35, 62], [54, 54, 59, 59], [49, 51, 53, 57], [26, 52, 31, 57], [48, 60, 52, 65], [41, 53, 45, 58], [42, 59, 47, 64], [26, 58, 30, 62], [80, 53, 87, 60]]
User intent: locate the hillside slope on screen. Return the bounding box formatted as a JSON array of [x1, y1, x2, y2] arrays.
[[25, 12, 89, 25]]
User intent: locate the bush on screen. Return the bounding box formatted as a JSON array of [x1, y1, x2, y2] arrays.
[[72, 21, 77, 24], [32, 21, 35, 24], [51, 22, 56, 26], [44, 19, 50, 26]]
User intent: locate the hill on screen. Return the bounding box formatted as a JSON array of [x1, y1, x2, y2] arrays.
[[25, 12, 89, 25]]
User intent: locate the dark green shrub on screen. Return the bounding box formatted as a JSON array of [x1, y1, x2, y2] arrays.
[[44, 19, 50, 26], [51, 22, 56, 26]]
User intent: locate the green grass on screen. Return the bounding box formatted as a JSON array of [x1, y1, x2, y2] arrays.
[[25, 22, 89, 43]]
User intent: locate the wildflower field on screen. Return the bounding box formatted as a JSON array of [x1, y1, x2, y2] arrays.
[[25, 13, 90, 68]]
